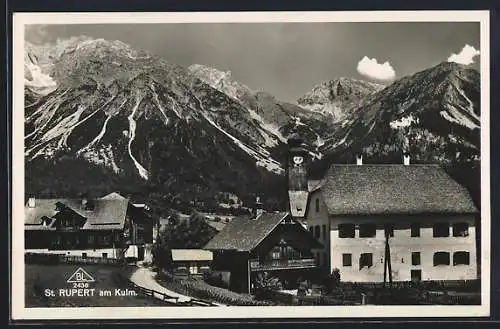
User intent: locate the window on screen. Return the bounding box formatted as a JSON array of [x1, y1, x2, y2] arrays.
[[453, 223, 469, 237], [359, 253, 373, 269], [314, 226, 321, 239], [411, 223, 421, 237], [53, 235, 61, 246], [411, 269, 422, 282], [339, 224, 355, 238], [342, 253, 352, 267], [453, 251, 470, 265], [189, 264, 198, 274], [433, 223, 450, 237], [384, 224, 394, 237], [88, 235, 95, 244], [412, 252, 421, 266], [322, 225, 326, 240], [102, 253, 108, 259], [359, 224, 376, 238], [433, 252, 450, 266], [82, 252, 87, 259], [99, 235, 110, 245], [315, 199, 320, 213], [271, 247, 280, 260]]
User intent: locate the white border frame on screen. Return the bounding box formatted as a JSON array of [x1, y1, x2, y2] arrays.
[[11, 10, 491, 320]]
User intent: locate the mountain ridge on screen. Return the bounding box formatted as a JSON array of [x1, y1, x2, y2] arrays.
[[24, 37, 481, 213]]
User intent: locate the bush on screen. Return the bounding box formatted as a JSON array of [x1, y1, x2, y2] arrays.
[[254, 271, 283, 293]]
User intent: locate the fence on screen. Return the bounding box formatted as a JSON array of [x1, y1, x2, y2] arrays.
[[112, 270, 218, 307], [25, 252, 122, 266], [341, 285, 481, 305], [255, 289, 362, 306], [338, 280, 481, 291]]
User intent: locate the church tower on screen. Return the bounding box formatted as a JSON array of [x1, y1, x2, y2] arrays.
[[286, 133, 311, 219]]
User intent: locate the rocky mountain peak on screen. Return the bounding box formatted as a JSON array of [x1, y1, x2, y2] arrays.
[[297, 77, 384, 122]]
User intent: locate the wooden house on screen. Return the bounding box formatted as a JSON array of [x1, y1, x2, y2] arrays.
[[24, 192, 154, 260], [204, 210, 323, 293]]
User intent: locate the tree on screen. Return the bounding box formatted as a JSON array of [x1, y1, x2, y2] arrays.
[[152, 211, 218, 270]]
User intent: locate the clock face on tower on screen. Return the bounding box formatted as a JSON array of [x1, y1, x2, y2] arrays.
[[293, 156, 304, 165]]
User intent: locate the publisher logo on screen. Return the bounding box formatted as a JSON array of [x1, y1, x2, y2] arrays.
[[67, 267, 95, 283]]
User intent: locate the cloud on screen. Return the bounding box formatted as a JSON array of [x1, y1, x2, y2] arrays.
[[25, 25, 49, 44], [447, 44, 480, 65], [356, 56, 396, 81]]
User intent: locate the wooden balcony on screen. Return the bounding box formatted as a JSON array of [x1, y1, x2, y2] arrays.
[[249, 258, 317, 271]]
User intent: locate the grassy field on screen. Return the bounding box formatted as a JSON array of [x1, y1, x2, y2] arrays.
[[25, 264, 169, 307]]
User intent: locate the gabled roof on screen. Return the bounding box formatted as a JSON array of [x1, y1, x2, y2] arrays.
[[24, 192, 138, 231], [101, 192, 128, 200], [321, 164, 478, 215], [203, 212, 289, 251], [204, 211, 323, 251], [171, 249, 213, 262]]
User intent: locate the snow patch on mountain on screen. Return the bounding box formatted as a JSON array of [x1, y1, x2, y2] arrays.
[[150, 84, 171, 126], [389, 115, 419, 129], [127, 97, 149, 180], [25, 62, 57, 94], [202, 112, 283, 174], [247, 107, 285, 146], [80, 144, 121, 174], [440, 106, 479, 129]]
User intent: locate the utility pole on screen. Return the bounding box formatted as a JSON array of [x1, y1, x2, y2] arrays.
[[383, 225, 393, 287]]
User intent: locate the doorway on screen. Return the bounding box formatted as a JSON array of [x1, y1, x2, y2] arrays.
[[411, 269, 421, 282]]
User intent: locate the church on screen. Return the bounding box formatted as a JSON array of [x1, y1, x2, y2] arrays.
[[286, 135, 479, 283]]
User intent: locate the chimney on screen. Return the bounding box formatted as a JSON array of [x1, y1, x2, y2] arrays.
[[356, 154, 363, 166], [254, 196, 264, 218], [403, 153, 410, 166], [81, 195, 95, 211], [28, 197, 36, 208]]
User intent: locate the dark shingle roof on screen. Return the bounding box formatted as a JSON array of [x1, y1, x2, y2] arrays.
[[203, 212, 289, 251], [321, 164, 478, 215], [24, 193, 132, 230]]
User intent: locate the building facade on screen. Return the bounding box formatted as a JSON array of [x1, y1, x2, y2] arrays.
[[285, 134, 479, 283], [24, 192, 154, 260], [204, 210, 323, 293], [302, 155, 479, 282]]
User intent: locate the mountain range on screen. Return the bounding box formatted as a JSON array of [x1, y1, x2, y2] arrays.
[[24, 37, 481, 213]]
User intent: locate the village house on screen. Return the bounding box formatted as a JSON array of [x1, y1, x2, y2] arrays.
[[24, 192, 155, 261], [171, 249, 213, 277], [287, 135, 479, 283], [203, 199, 323, 293]]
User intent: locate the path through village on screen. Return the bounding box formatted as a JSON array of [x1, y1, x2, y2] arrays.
[[127, 266, 225, 306], [128, 266, 192, 303]]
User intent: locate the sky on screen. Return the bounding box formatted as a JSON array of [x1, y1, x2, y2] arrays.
[[25, 22, 481, 103]]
